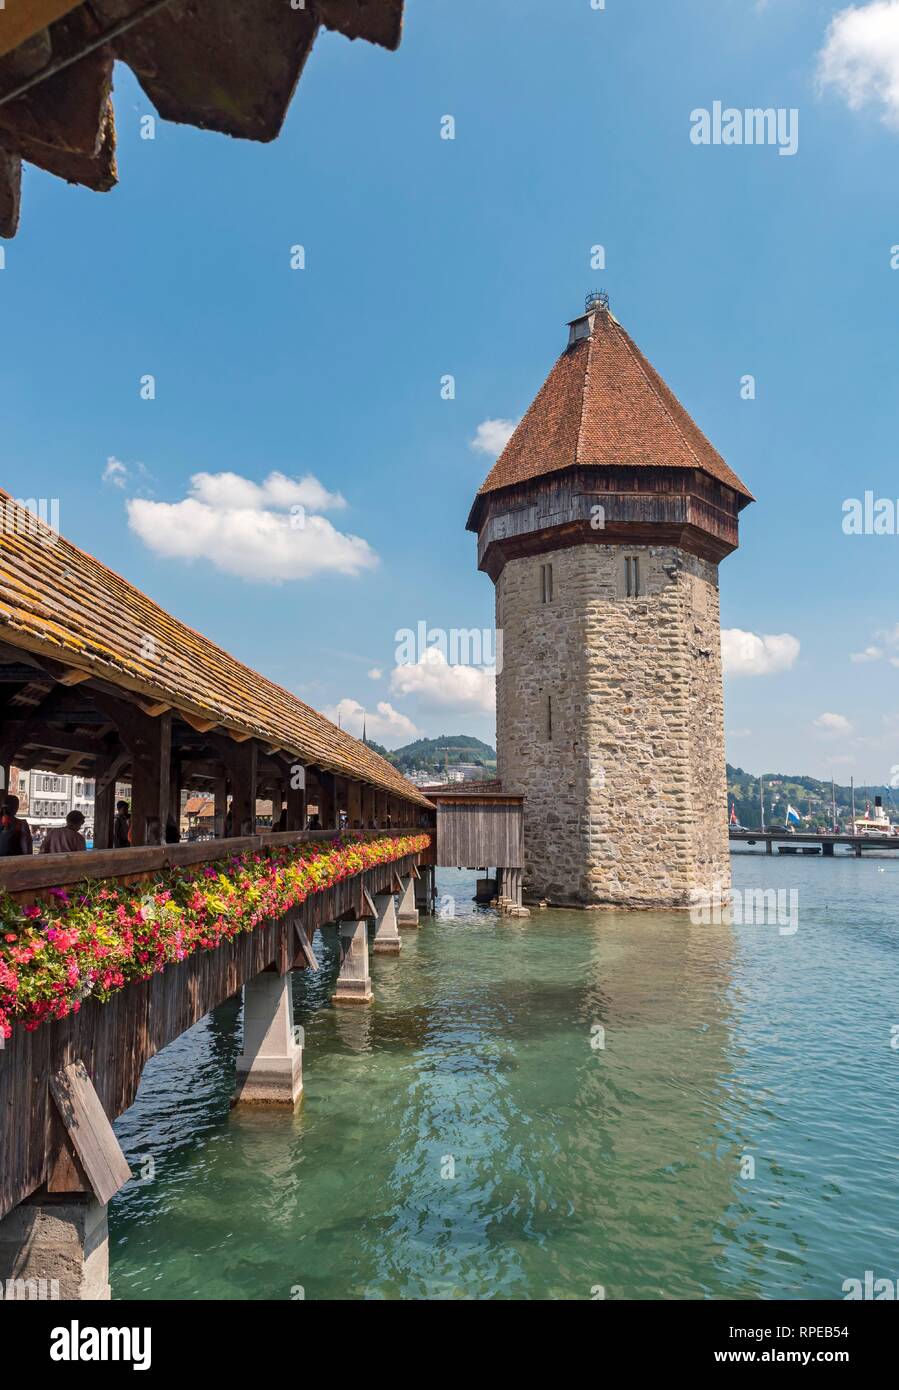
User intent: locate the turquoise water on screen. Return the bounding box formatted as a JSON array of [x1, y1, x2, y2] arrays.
[[109, 855, 899, 1300]]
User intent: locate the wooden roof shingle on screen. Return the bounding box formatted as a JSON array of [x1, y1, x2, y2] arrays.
[[470, 306, 753, 517]]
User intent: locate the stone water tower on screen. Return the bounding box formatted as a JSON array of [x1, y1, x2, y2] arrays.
[[467, 295, 753, 908]]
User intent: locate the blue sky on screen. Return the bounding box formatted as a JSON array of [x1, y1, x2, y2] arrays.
[[3, 0, 899, 779]]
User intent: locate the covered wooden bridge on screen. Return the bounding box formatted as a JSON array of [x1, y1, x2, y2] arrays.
[[0, 493, 435, 1299], [0, 0, 406, 238]]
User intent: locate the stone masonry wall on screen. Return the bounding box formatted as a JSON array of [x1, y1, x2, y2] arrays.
[[495, 543, 730, 908]]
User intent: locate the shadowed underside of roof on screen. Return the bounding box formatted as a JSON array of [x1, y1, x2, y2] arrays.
[[0, 489, 430, 806], [0, 0, 405, 237], [471, 307, 753, 511]]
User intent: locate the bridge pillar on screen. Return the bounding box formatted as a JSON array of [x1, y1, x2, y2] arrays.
[[372, 893, 402, 954], [331, 919, 373, 1004], [396, 875, 419, 927], [823, 841, 835, 857], [234, 969, 302, 1105], [415, 866, 432, 914], [0, 1195, 110, 1300], [766, 839, 773, 855]]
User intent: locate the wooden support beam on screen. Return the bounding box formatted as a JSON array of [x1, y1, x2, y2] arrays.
[[48, 1061, 132, 1206], [92, 773, 116, 850], [285, 773, 304, 832], [180, 711, 220, 734], [0, 684, 79, 769], [305, 764, 321, 822], [210, 734, 257, 836], [319, 770, 337, 830], [92, 693, 171, 846], [55, 667, 92, 687], [138, 700, 171, 718], [168, 752, 183, 838], [363, 887, 378, 918], [271, 776, 286, 831], [95, 751, 129, 795], [5, 726, 115, 759], [213, 775, 228, 838], [293, 922, 319, 972], [0, 1, 84, 60]]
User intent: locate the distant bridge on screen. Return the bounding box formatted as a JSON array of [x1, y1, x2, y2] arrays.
[[729, 828, 899, 856]]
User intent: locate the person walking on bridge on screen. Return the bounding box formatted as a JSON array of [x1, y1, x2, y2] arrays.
[[0, 797, 32, 856], [41, 810, 86, 854], [113, 799, 131, 848]]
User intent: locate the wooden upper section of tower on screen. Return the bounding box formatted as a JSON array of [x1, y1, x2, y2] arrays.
[[467, 297, 753, 579]]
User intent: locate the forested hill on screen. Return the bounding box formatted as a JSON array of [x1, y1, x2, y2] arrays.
[[727, 764, 897, 829], [362, 734, 497, 777]]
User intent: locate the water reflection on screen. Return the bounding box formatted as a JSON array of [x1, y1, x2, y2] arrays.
[[110, 860, 899, 1300]]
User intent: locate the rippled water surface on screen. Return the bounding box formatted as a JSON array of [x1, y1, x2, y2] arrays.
[[109, 856, 899, 1300]]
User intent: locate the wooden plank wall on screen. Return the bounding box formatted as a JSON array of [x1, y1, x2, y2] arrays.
[[435, 802, 523, 868], [476, 468, 740, 567], [0, 852, 418, 1221]]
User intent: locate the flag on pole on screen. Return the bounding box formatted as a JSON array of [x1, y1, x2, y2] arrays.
[[729, 804, 737, 825], [786, 805, 801, 826]]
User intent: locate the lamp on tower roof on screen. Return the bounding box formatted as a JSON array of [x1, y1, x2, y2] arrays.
[[568, 290, 610, 347]]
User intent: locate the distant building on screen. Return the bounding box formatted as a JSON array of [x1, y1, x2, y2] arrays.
[[13, 769, 131, 841]]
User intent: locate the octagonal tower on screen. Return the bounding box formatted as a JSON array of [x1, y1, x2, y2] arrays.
[[467, 296, 753, 908]]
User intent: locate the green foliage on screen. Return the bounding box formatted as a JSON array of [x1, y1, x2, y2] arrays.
[[378, 735, 497, 774], [726, 764, 897, 830]]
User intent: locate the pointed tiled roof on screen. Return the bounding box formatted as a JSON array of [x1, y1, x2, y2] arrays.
[[472, 306, 753, 505]]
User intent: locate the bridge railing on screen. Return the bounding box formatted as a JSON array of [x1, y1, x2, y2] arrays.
[[0, 826, 433, 898]]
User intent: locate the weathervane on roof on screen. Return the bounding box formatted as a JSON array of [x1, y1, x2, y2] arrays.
[[586, 290, 609, 313]]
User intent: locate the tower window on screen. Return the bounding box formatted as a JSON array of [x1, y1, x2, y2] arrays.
[[625, 556, 641, 598], [540, 562, 553, 604]]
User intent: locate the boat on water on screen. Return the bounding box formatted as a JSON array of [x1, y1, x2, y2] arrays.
[[853, 796, 899, 837]]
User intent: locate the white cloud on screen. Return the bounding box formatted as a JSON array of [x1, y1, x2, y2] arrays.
[[324, 697, 420, 747], [818, 1, 899, 127], [390, 646, 496, 713], [814, 711, 853, 733], [851, 645, 883, 662], [721, 629, 800, 676], [470, 418, 518, 457], [186, 470, 345, 513], [102, 456, 128, 488], [126, 470, 376, 583], [726, 727, 752, 738], [367, 667, 383, 680]]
